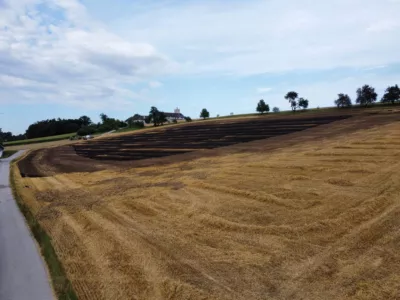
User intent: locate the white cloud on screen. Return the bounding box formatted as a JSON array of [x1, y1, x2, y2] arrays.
[[367, 20, 400, 32], [111, 0, 400, 76], [0, 0, 173, 109], [148, 81, 163, 88], [1, 0, 400, 113], [257, 87, 272, 94]]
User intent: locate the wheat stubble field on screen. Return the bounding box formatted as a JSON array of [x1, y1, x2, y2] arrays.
[[13, 111, 400, 300]]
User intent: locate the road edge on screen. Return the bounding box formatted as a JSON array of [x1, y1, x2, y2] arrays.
[[9, 154, 78, 300]]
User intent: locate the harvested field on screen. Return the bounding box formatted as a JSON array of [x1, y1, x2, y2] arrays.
[[14, 110, 400, 299], [71, 115, 349, 161]]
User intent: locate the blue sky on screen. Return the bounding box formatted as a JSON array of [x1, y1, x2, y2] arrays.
[[0, 0, 400, 134]]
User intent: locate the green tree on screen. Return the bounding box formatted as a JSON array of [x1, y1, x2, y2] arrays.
[[200, 108, 210, 119], [272, 107, 280, 113], [158, 111, 167, 125], [78, 115, 92, 127], [381, 85, 400, 104], [285, 91, 298, 111], [146, 106, 167, 126], [148, 106, 160, 126], [356, 85, 377, 107], [298, 98, 309, 109], [334, 93, 352, 108], [256, 99, 269, 114], [100, 113, 108, 123]]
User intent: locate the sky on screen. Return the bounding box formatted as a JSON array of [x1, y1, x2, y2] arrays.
[[0, 0, 400, 134]]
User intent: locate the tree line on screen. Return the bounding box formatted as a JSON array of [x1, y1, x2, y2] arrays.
[[334, 84, 400, 108], [3, 83, 399, 141], [0, 129, 25, 143], [76, 114, 127, 136], [255, 84, 399, 114], [0, 114, 128, 141]]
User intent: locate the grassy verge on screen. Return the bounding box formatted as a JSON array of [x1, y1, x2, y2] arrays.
[[114, 127, 144, 133], [9, 158, 78, 300], [1, 150, 18, 159], [4, 133, 75, 146]]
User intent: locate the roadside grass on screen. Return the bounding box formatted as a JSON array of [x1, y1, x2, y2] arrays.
[[4, 133, 75, 146], [114, 127, 144, 133], [9, 158, 78, 300], [1, 150, 18, 159]]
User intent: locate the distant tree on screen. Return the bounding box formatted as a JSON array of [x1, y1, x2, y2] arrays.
[[77, 126, 96, 136], [298, 98, 309, 109], [200, 108, 210, 119], [78, 115, 92, 127], [230, 112, 234, 116], [25, 118, 84, 138], [356, 85, 378, 107], [290, 100, 298, 111], [285, 91, 298, 111], [144, 115, 152, 124], [146, 106, 168, 126], [184, 116, 192, 122], [158, 111, 167, 125], [148, 106, 160, 126], [217, 114, 220, 118], [272, 107, 280, 113], [256, 99, 270, 114], [132, 121, 145, 128], [100, 113, 109, 123], [381, 85, 400, 104], [334, 93, 352, 108]]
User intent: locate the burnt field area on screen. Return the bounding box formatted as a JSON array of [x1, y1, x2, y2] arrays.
[[72, 115, 350, 161], [17, 110, 400, 177]]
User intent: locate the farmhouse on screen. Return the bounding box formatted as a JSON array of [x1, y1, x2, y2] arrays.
[[130, 108, 185, 123], [165, 108, 185, 122]]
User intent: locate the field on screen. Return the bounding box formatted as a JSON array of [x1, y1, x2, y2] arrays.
[[4, 133, 74, 146], [13, 109, 400, 299]]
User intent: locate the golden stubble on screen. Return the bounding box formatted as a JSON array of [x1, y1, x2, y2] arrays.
[[15, 121, 400, 300]]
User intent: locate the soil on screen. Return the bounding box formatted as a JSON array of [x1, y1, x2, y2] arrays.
[[17, 109, 400, 177]]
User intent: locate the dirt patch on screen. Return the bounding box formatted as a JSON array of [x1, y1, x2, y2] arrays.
[[17, 111, 400, 177]]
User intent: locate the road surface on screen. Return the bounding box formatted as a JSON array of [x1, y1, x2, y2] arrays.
[[0, 151, 54, 300]]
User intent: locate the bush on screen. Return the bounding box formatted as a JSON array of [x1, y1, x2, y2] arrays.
[[184, 116, 192, 122], [272, 107, 280, 113], [77, 126, 96, 136], [131, 121, 145, 128], [172, 119, 178, 124]]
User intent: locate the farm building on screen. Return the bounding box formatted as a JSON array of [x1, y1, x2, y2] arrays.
[[129, 108, 185, 124], [165, 108, 185, 122]]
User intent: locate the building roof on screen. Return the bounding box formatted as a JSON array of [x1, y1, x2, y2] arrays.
[[164, 112, 185, 118]]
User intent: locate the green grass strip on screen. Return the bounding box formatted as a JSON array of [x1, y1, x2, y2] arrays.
[[1, 150, 18, 159], [4, 133, 75, 146], [9, 159, 78, 300]]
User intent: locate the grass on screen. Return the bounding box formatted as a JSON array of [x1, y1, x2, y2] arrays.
[[10, 158, 78, 300], [4, 133, 75, 146], [1, 150, 18, 159], [114, 127, 144, 133]]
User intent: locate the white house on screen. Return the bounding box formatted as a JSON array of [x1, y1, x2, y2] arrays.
[[165, 108, 185, 122]]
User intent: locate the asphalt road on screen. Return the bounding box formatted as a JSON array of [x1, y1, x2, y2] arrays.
[[0, 151, 54, 300]]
